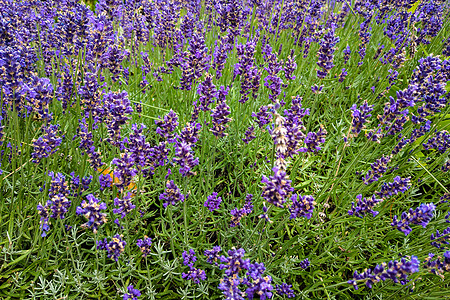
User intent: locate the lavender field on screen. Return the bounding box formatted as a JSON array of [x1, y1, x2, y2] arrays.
[[1, 0, 450, 299]]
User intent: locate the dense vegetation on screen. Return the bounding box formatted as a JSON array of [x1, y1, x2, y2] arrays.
[[1, 0, 450, 299]]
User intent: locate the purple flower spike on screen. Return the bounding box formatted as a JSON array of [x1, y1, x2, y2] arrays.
[[204, 246, 222, 264], [317, 28, 340, 79], [261, 167, 294, 208], [136, 236, 152, 257], [289, 194, 315, 220], [348, 256, 419, 290], [160, 180, 187, 208], [210, 85, 232, 138], [348, 194, 383, 218], [76, 194, 107, 233], [113, 192, 136, 218], [350, 100, 374, 138], [205, 192, 222, 212], [155, 109, 178, 143], [97, 234, 126, 261], [123, 284, 141, 300], [32, 124, 64, 163], [299, 258, 310, 269], [391, 203, 436, 236], [276, 283, 295, 298]]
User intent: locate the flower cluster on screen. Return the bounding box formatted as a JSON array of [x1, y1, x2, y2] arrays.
[[155, 109, 178, 143], [173, 141, 199, 176], [204, 246, 222, 265], [97, 234, 126, 261], [252, 105, 272, 129], [263, 44, 283, 103], [289, 194, 315, 220], [276, 283, 295, 298], [423, 131, 450, 153], [136, 236, 152, 257], [348, 195, 383, 218], [210, 85, 232, 138], [76, 194, 107, 233], [230, 194, 254, 227], [123, 285, 141, 300], [32, 124, 64, 163], [300, 125, 327, 153], [376, 176, 411, 199], [160, 180, 187, 208], [362, 155, 392, 184], [317, 28, 339, 79], [217, 248, 274, 300], [113, 192, 136, 219], [391, 203, 436, 236], [424, 252, 450, 279], [299, 258, 310, 269], [348, 256, 420, 289], [430, 227, 450, 249], [261, 167, 294, 208], [181, 249, 206, 284], [350, 101, 373, 138], [205, 192, 222, 212]]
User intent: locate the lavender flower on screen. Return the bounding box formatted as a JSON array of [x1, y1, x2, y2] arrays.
[[219, 248, 250, 277], [284, 49, 297, 81], [343, 45, 351, 64], [299, 258, 310, 269], [276, 283, 295, 298], [423, 131, 450, 153], [363, 155, 392, 185], [32, 124, 64, 163], [204, 246, 222, 264], [300, 125, 327, 153], [242, 125, 256, 144], [113, 192, 136, 218], [76, 194, 107, 233], [173, 141, 199, 176], [252, 105, 272, 129], [48, 194, 71, 220], [230, 194, 254, 227], [263, 44, 283, 103], [391, 203, 436, 236], [311, 84, 323, 94], [197, 73, 217, 111], [123, 285, 141, 300], [430, 227, 450, 249], [182, 249, 197, 268], [350, 101, 373, 138], [112, 153, 138, 192], [182, 249, 206, 284], [205, 192, 222, 212], [424, 251, 450, 279], [244, 262, 273, 300], [348, 195, 383, 218], [136, 236, 152, 257], [182, 267, 207, 284], [376, 176, 411, 199], [210, 85, 232, 138], [348, 256, 420, 289], [155, 109, 178, 143], [339, 68, 348, 82], [37, 202, 51, 237], [97, 234, 126, 261], [179, 32, 211, 90], [160, 180, 187, 208], [316, 28, 339, 79], [269, 110, 289, 170], [289, 194, 315, 219], [99, 173, 112, 190], [261, 167, 294, 208]]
